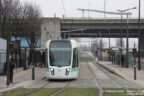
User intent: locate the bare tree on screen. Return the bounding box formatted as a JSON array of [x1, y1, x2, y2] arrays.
[[20, 3, 41, 66], [0, 0, 21, 38], [22, 3, 41, 45], [0, 0, 42, 84], [0, 0, 41, 41]]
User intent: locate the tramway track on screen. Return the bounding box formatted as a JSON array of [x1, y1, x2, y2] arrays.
[[86, 58, 103, 96]]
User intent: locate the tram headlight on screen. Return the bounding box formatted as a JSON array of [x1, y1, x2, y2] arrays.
[[65, 68, 70, 75], [50, 68, 54, 72], [66, 68, 70, 72], [50, 68, 54, 75]]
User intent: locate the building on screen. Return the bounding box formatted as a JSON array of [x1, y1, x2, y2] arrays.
[[0, 38, 7, 73]]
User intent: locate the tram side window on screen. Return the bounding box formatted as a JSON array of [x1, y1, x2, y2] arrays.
[[72, 48, 78, 67], [45, 50, 48, 67]]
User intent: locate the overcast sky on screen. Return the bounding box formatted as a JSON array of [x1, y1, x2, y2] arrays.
[[20, 0, 143, 18]]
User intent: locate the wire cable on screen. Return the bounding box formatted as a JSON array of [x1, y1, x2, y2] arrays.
[[61, 0, 67, 15]]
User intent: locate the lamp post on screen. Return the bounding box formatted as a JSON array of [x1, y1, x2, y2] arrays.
[[117, 7, 137, 67]]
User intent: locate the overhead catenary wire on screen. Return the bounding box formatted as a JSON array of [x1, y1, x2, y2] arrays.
[[61, 0, 67, 15], [77, 9, 132, 15]]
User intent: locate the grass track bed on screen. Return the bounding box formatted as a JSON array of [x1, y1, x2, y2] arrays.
[[2, 88, 143, 96], [57, 88, 99, 96], [1, 88, 99, 96]]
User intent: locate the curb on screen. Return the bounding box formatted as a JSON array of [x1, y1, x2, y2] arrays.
[[0, 67, 45, 93], [96, 61, 126, 79], [0, 76, 47, 93], [0, 80, 34, 93]]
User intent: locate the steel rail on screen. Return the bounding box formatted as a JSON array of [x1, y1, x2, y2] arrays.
[[86, 57, 103, 96], [49, 81, 71, 96], [94, 57, 142, 96], [19, 80, 51, 96]]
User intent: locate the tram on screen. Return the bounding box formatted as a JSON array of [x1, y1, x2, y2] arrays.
[[45, 39, 79, 79]]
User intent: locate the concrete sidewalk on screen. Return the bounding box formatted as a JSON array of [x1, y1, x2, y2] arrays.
[[0, 67, 46, 93], [97, 61, 144, 83]]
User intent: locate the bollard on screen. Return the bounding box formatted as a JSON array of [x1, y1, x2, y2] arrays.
[[32, 66, 35, 80], [32, 49, 35, 80], [23, 48, 27, 70], [133, 43, 137, 80]]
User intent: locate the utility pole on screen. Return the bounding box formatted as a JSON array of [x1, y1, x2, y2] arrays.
[[82, 10, 85, 19], [120, 14, 123, 67], [6, 32, 10, 85], [108, 29, 111, 61], [138, 0, 141, 70], [104, 0, 106, 18], [100, 32, 102, 61], [88, 3, 90, 19], [126, 14, 129, 68], [118, 13, 123, 67], [117, 7, 137, 67]]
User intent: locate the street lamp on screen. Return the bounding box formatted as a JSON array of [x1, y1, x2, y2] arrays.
[[117, 7, 137, 67]]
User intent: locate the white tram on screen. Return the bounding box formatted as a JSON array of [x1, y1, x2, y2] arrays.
[[45, 40, 79, 79]]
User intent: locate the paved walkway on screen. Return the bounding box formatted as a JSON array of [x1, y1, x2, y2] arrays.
[[0, 67, 46, 92], [98, 61, 144, 83]]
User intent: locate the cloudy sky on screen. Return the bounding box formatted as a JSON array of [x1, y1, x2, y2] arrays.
[[20, 0, 143, 18], [19, 0, 139, 48]]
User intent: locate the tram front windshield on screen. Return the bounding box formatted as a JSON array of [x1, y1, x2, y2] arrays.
[[49, 41, 71, 67]]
